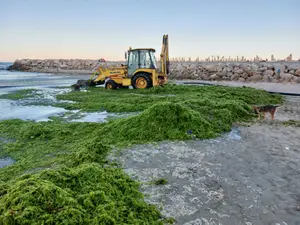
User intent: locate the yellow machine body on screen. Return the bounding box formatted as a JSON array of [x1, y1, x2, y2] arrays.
[[86, 35, 170, 89]]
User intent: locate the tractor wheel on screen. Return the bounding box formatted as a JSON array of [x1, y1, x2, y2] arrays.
[[132, 73, 152, 89], [105, 80, 118, 89]]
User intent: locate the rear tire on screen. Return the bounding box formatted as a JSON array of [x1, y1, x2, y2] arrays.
[[105, 80, 118, 89], [132, 73, 152, 89]]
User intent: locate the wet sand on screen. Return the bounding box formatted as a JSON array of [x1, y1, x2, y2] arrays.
[[113, 96, 300, 225]]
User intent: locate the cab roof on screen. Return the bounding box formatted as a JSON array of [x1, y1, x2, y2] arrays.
[[129, 48, 156, 52]]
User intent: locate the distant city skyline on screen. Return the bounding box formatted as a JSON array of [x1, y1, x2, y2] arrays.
[[0, 0, 299, 61], [170, 53, 298, 62]]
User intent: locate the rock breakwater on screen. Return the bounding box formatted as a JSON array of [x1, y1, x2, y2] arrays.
[[8, 59, 300, 83], [169, 62, 300, 83], [8, 59, 107, 74]]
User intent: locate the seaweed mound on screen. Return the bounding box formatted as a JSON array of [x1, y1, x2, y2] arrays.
[[100, 102, 216, 146], [182, 98, 252, 133], [0, 133, 164, 224], [98, 99, 254, 147], [0, 163, 163, 224]]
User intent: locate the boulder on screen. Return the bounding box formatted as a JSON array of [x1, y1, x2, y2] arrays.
[[209, 74, 221, 81], [251, 64, 259, 71], [230, 73, 240, 81], [201, 74, 209, 80], [289, 70, 295, 74], [216, 70, 227, 77], [273, 74, 281, 80], [262, 75, 271, 82], [295, 69, 300, 76], [263, 70, 274, 76], [189, 63, 197, 70], [226, 66, 233, 72], [217, 64, 224, 72], [248, 74, 262, 82], [60, 64, 68, 69], [253, 72, 262, 76], [280, 73, 294, 82], [53, 59, 60, 65], [241, 65, 251, 73], [292, 77, 300, 83], [203, 64, 218, 72], [241, 72, 249, 79], [226, 72, 233, 77], [259, 67, 268, 72], [234, 68, 244, 74], [191, 71, 199, 78]]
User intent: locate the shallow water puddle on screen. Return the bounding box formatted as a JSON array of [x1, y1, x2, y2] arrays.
[[34, 86, 71, 100], [0, 71, 128, 122], [0, 157, 15, 168], [69, 111, 139, 123], [0, 97, 135, 123], [0, 99, 111, 123], [0, 99, 67, 121], [71, 111, 109, 122], [227, 127, 241, 140]]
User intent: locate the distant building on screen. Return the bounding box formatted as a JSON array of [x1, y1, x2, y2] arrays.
[[286, 54, 293, 61], [271, 55, 275, 61]]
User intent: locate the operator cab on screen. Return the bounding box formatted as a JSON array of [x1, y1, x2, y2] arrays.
[[125, 48, 157, 76]]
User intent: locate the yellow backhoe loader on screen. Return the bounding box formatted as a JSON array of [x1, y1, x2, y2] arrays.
[[74, 35, 170, 89]]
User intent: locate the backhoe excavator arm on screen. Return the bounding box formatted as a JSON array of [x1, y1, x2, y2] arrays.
[[160, 34, 170, 76]]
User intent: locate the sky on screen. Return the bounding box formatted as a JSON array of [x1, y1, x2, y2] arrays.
[[0, 0, 299, 62]]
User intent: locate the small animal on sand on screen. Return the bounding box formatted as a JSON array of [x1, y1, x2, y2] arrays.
[[252, 105, 282, 120]]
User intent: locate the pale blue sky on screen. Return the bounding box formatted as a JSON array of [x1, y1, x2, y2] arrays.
[[0, 0, 299, 61]]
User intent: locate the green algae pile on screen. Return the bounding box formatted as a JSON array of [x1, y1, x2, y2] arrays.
[[282, 119, 300, 127], [0, 89, 39, 100], [0, 84, 283, 224], [0, 121, 165, 224], [54, 84, 282, 112]]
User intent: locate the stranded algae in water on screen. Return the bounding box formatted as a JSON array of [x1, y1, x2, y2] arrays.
[[0, 89, 40, 100], [0, 84, 283, 224]]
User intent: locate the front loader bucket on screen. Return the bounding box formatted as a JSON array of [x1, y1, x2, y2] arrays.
[[72, 79, 96, 90]]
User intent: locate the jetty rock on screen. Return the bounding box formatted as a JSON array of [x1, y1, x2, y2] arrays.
[[7, 59, 300, 83]]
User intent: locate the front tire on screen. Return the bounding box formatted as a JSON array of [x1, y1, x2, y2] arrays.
[[105, 80, 118, 89], [132, 73, 152, 89]]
